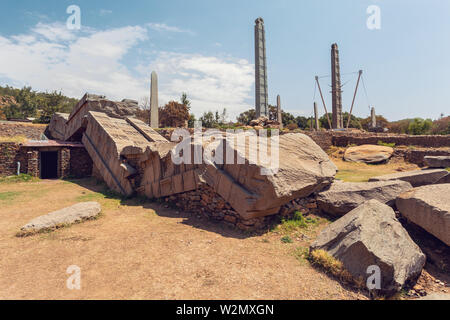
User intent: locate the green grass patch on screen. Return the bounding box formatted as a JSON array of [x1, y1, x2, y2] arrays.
[[74, 183, 126, 210], [0, 174, 39, 184], [377, 140, 396, 148], [293, 246, 310, 263], [335, 170, 376, 182], [0, 191, 22, 202], [279, 211, 318, 232], [281, 235, 293, 243], [446, 167, 450, 172]]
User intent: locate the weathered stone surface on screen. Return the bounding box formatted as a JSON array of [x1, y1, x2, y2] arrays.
[[47, 112, 68, 140], [396, 184, 450, 246], [64, 93, 140, 140], [150, 71, 159, 128], [139, 132, 336, 219], [344, 144, 394, 164], [369, 169, 449, 187], [216, 132, 336, 219], [18, 202, 101, 236], [248, 116, 280, 128], [424, 156, 450, 168], [316, 180, 413, 216], [254, 17, 268, 118], [311, 200, 426, 293], [418, 293, 450, 300], [82, 111, 168, 196]]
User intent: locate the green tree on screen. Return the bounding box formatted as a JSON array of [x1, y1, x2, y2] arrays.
[[181, 92, 191, 111], [281, 111, 296, 127], [199, 111, 216, 128], [188, 113, 196, 128], [407, 118, 433, 135], [360, 115, 389, 131], [236, 109, 255, 125], [295, 116, 309, 129]]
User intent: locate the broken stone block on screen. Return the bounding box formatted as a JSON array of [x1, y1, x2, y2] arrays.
[[47, 112, 69, 140], [311, 200, 426, 294], [316, 180, 413, 216], [396, 184, 450, 246], [368, 169, 449, 187], [424, 156, 450, 168]]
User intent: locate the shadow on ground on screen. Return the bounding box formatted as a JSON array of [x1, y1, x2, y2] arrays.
[[65, 177, 264, 240]]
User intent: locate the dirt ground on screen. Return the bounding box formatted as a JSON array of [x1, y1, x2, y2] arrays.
[[0, 178, 368, 300]]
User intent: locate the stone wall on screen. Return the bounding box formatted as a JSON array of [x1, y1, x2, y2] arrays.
[[331, 132, 450, 148], [69, 147, 93, 178], [26, 150, 39, 177], [163, 183, 319, 232], [0, 143, 27, 176], [60, 148, 70, 178], [394, 148, 450, 167], [303, 131, 333, 151], [0, 143, 92, 178]]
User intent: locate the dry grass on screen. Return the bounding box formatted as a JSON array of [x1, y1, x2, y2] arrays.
[[309, 249, 364, 288], [0, 135, 28, 143]]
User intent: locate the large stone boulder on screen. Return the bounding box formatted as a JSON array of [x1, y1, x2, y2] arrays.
[[344, 144, 394, 164], [139, 132, 337, 219], [311, 200, 426, 293], [47, 112, 69, 140], [396, 184, 450, 246], [18, 202, 101, 236], [424, 156, 450, 168], [369, 169, 449, 187], [316, 180, 413, 216]]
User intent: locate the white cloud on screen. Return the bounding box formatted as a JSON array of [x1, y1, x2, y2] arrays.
[[147, 23, 194, 35], [138, 52, 254, 119], [0, 23, 148, 99], [32, 22, 77, 42], [0, 21, 254, 121], [100, 9, 113, 16]]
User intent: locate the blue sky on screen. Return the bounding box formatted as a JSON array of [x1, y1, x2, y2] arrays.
[[0, 0, 449, 121]]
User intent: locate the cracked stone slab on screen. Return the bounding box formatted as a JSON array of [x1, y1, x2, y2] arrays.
[[18, 202, 101, 236]]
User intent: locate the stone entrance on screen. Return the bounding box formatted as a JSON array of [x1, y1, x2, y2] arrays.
[[40, 151, 58, 179]]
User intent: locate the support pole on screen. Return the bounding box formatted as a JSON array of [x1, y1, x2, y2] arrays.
[[315, 76, 332, 130], [346, 70, 363, 129]]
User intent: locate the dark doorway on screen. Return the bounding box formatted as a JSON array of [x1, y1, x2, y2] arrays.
[[40, 151, 58, 179]]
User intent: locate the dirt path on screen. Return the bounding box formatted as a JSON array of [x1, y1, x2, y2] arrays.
[[0, 179, 366, 300]]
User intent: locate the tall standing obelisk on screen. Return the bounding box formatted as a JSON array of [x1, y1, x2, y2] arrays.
[[255, 17, 268, 118], [331, 43, 343, 129], [277, 95, 283, 129], [150, 71, 159, 128]]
